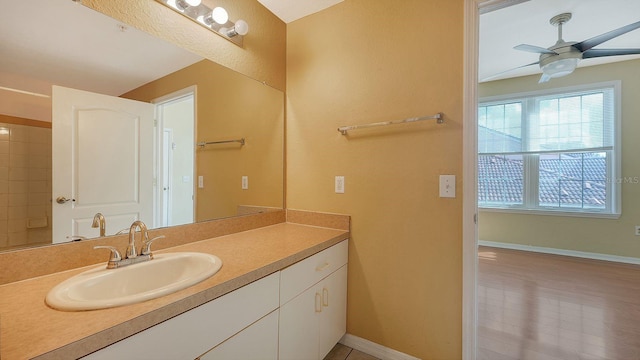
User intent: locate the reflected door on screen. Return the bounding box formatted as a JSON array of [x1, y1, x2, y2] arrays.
[[155, 92, 194, 227], [52, 86, 155, 243]]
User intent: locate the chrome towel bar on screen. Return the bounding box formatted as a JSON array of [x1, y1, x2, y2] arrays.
[[197, 138, 245, 147], [338, 113, 443, 135]]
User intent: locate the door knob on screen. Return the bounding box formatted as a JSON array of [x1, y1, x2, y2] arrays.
[[56, 196, 75, 204]]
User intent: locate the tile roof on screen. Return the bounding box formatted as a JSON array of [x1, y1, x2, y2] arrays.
[[479, 154, 606, 209]]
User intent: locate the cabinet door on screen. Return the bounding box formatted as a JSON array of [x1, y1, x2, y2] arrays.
[[319, 265, 348, 359], [199, 310, 279, 360], [83, 273, 279, 360], [279, 285, 320, 360]]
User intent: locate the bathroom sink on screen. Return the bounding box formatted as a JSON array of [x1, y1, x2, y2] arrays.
[[46, 252, 222, 311]]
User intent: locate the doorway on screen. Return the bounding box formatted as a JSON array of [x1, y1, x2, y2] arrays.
[[154, 88, 196, 227]]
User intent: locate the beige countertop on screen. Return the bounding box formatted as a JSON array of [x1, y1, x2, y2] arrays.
[[0, 222, 349, 360]]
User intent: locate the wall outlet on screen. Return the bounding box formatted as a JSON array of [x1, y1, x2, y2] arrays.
[[636, 226, 640, 236], [198, 176, 204, 188], [242, 176, 249, 190], [335, 176, 345, 194]]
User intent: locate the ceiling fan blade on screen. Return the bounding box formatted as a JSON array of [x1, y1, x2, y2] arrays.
[[514, 44, 557, 54], [480, 61, 540, 82], [538, 73, 551, 84], [573, 20, 640, 52], [582, 48, 640, 59]]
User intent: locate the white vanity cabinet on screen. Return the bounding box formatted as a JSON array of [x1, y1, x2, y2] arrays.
[[83, 272, 280, 360], [81, 240, 348, 360], [279, 240, 349, 360]]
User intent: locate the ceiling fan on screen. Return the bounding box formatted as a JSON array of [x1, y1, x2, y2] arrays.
[[500, 13, 640, 83]]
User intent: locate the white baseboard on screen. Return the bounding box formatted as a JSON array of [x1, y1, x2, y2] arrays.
[[479, 240, 640, 265], [339, 333, 420, 360]]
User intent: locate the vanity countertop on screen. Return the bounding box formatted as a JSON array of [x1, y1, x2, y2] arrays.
[[0, 222, 349, 360]]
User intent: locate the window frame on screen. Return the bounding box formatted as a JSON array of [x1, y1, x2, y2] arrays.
[[478, 81, 621, 219]]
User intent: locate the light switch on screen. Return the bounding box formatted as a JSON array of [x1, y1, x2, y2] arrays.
[[439, 175, 456, 198]]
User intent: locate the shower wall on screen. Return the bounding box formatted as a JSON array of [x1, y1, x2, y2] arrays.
[[0, 116, 51, 250]]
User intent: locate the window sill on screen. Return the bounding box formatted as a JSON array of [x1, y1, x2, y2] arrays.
[[479, 206, 621, 219]]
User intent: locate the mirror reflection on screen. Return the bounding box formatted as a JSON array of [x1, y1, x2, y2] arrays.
[[0, 0, 284, 252]]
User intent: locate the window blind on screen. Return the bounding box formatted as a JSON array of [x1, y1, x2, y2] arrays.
[[479, 87, 614, 155]]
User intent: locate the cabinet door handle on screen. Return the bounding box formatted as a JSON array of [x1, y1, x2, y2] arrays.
[[316, 262, 330, 272], [315, 292, 322, 313], [322, 287, 329, 307]]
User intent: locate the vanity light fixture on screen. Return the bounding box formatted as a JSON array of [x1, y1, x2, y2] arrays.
[[156, 0, 249, 47]]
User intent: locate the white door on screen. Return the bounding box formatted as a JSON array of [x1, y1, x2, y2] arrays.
[[52, 85, 155, 243]]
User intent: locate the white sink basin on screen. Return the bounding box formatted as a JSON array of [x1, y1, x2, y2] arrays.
[[46, 252, 222, 311]]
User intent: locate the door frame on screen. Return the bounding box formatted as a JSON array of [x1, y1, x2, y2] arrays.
[[463, 0, 512, 359], [161, 128, 174, 226]]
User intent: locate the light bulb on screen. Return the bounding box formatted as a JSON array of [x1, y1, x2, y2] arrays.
[[234, 20, 249, 36], [212, 7, 228, 24], [542, 58, 579, 79], [174, 0, 200, 10]]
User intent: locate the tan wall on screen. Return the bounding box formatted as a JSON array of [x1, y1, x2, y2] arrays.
[[82, 0, 286, 91], [479, 59, 640, 258], [287, 0, 464, 358], [123, 60, 284, 221]]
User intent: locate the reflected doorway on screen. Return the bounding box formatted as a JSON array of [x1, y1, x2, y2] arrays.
[[154, 88, 195, 227]]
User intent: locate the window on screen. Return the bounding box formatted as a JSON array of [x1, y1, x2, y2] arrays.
[[478, 82, 620, 216]]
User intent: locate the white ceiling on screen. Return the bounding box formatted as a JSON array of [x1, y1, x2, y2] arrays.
[[256, 0, 344, 23], [479, 0, 640, 82], [0, 0, 202, 121]]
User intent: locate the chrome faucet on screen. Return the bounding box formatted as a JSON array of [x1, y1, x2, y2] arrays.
[[91, 213, 106, 237], [127, 220, 147, 259], [94, 220, 165, 269]]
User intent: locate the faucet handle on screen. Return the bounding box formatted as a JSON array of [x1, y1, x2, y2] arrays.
[[141, 235, 166, 256], [94, 246, 123, 264], [114, 228, 129, 235]]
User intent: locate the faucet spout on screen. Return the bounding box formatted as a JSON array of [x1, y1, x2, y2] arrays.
[[127, 220, 148, 259], [91, 213, 106, 237]]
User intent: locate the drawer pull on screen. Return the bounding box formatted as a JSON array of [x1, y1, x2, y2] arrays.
[[315, 292, 322, 313], [322, 288, 329, 307], [315, 262, 330, 272]]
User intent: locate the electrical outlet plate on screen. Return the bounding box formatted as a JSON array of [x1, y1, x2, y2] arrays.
[[635, 226, 640, 236], [439, 175, 456, 198], [242, 176, 248, 190], [335, 176, 345, 194]]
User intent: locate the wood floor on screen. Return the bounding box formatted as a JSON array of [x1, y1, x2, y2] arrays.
[[323, 343, 379, 360], [478, 246, 640, 360]]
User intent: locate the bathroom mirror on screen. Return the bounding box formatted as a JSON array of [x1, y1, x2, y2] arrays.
[[0, 0, 284, 251]]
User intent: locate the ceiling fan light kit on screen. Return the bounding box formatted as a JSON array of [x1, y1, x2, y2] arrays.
[[494, 12, 640, 83]]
